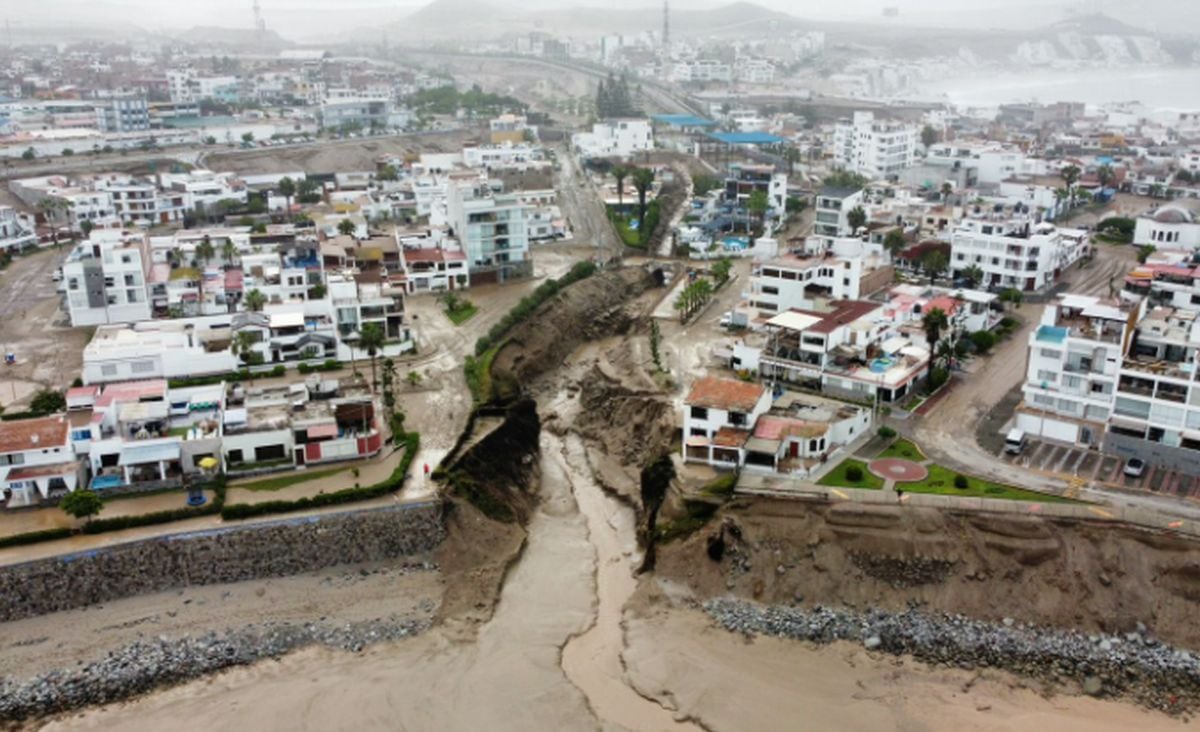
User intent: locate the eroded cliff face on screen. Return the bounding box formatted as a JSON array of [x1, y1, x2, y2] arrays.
[[657, 498, 1200, 650]]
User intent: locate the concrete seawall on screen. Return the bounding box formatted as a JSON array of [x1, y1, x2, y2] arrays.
[[0, 501, 445, 623]]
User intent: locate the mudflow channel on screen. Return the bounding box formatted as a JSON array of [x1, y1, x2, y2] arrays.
[[47, 432, 693, 731]]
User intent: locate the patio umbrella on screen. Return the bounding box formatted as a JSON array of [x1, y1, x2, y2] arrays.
[[198, 457, 220, 471]]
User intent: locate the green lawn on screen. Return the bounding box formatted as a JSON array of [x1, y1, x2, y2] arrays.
[[878, 438, 925, 461], [816, 459, 884, 490], [897, 464, 1074, 503], [445, 301, 478, 326], [238, 467, 345, 492]]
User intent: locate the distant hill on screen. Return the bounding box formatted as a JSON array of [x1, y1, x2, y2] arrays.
[[178, 26, 292, 49], [1046, 13, 1147, 36]]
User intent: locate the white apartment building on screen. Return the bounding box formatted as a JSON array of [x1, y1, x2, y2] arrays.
[[96, 176, 188, 227], [1017, 294, 1138, 447], [462, 144, 539, 170], [159, 170, 247, 210], [62, 230, 152, 326], [319, 98, 408, 131], [671, 60, 733, 84], [95, 96, 150, 133], [743, 252, 892, 318], [833, 111, 918, 180], [735, 58, 775, 84], [813, 186, 865, 243], [9, 176, 118, 232], [1122, 256, 1200, 310], [167, 71, 239, 103], [951, 215, 1090, 292], [571, 119, 653, 160], [925, 142, 1048, 186], [82, 323, 239, 385], [445, 179, 531, 282], [1134, 206, 1200, 250]]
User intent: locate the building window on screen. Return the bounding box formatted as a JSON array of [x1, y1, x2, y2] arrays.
[[131, 361, 155, 374], [729, 412, 747, 426], [690, 406, 709, 420], [100, 364, 118, 377]]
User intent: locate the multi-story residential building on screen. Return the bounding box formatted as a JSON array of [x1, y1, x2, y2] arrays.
[[681, 376, 772, 467], [159, 170, 247, 210], [489, 113, 531, 144], [319, 98, 407, 131], [9, 176, 118, 232], [95, 95, 150, 133], [81, 323, 239, 385], [724, 163, 787, 219], [571, 118, 653, 160], [681, 376, 871, 475], [671, 60, 733, 83], [950, 214, 1090, 292], [833, 111, 918, 180], [0, 415, 80, 507], [734, 58, 775, 85], [0, 206, 37, 252], [1016, 294, 1139, 447], [461, 144, 539, 170], [742, 252, 893, 319], [731, 299, 930, 403], [1122, 256, 1200, 310], [167, 71, 239, 103], [1133, 205, 1200, 250], [397, 246, 469, 294], [445, 178, 532, 283], [813, 186, 865, 244], [62, 230, 152, 326], [96, 175, 188, 227]]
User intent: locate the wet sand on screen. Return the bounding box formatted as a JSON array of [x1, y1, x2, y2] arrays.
[[623, 599, 1200, 732]]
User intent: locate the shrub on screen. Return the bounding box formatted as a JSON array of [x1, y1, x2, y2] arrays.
[[970, 330, 997, 355], [954, 474, 969, 489], [846, 465, 864, 482], [270, 364, 286, 377], [877, 425, 897, 439], [0, 527, 73, 549]]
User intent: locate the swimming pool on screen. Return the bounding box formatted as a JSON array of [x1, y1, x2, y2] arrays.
[[869, 356, 897, 373], [92, 475, 124, 491]]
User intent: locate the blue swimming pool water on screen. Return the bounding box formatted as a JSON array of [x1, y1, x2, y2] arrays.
[[92, 475, 124, 490]]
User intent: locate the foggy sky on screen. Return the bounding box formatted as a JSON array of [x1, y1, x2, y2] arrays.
[[7, 0, 1192, 40]]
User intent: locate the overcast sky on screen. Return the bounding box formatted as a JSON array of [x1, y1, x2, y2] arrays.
[[11, 0, 1186, 39]]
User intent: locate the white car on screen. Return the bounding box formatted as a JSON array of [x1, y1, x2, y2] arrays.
[[1123, 458, 1147, 478]]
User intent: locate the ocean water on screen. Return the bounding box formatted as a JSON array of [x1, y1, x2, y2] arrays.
[[914, 67, 1200, 112]]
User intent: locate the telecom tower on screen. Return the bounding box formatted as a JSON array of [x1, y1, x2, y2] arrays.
[[662, 0, 670, 53], [252, 0, 266, 43]]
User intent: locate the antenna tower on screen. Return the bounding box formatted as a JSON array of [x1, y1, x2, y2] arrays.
[[662, 0, 670, 52]]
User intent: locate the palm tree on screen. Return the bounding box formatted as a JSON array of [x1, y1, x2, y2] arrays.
[[1061, 164, 1081, 207], [631, 167, 655, 231], [277, 176, 296, 212], [244, 288, 266, 312], [1096, 164, 1114, 191], [883, 229, 907, 260], [221, 239, 237, 267], [231, 330, 262, 382], [961, 264, 984, 288], [922, 250, 948, 285], [196, 235, 215, 266], [747, 189, 769, 235], [359, 322, 385, 393], [922, 307, 949, 387], [611, 165, 629, 209], [940, 182, 953, 203]]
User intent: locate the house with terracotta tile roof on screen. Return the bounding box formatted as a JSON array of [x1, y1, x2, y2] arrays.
[[682, 376, 771, 467], [0, 415, 81, 507]]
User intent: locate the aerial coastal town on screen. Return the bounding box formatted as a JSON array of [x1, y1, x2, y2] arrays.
[[2, 1, 1200, 728]]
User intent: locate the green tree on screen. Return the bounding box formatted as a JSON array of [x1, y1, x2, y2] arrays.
[[883, 228, 908, 259], [30, 389, 66, 415], [60, 489, 103, 521], [1137, 244, 1156, 264], [999, 288, 1023, 310], [22, 147, 35, 161], [359, 322, 385, 393], [941, 182, 953, 202], [922, 250, 948, 284], [649, 320, 662, 372], [242, 132, 254, 143], [244, 288, 266, 312], [406, 370, 423, 387], [970, 330, 997, 355], [1096, 164, 1114, 190], [377, 165, 399, 182], [846, 205, 867, 233], [338, 218, 357, 237], [221, 239, 238, 265], [922, 307, 950, 387], [631, 167, 655, 231], [1060, 164, 1081, 206], [822, 170, 867, 189], [79, 219, 94, 238], [921, 124, 938, 148]]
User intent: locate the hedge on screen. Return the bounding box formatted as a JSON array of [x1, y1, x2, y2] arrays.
[[474, 260, 597, 356], [167, 365, 287, 389], [220, 432, 419, 520], [1, 411, 40, 422], [81, 476, 227, 534], [0, 527, 73, 549], [297, 359, 342, 374]]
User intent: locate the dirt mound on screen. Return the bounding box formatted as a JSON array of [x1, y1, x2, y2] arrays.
[[490, 267, 657, 398], [575, 367, 673, 485], [656, 498, 1200, 650], [442, 399, 542, 525]]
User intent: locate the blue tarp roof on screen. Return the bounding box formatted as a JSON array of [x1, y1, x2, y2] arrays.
[[652, 114, 717, 128], [706, 131, 786, 145]]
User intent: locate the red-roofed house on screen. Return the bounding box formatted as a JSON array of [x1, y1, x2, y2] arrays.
[[683, 376, 771, 466], [398, 246, 469, 294], [0, 415, 81, 507]]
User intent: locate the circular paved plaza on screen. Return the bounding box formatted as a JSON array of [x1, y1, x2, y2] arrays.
[[868, 458, 928, 483]]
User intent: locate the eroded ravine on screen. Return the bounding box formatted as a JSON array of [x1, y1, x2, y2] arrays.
[[554, 431, 702, 732]]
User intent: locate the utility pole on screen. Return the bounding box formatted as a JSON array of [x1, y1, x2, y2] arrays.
[[662, 0, 669, 54]]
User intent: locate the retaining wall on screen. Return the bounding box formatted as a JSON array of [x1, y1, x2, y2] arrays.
[[0, 500, 445, 623]]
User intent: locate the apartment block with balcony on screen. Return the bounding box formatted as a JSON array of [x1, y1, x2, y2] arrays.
[[1017, 294, 1139, 447], [742, 252, 892, 320], [570, 118, 653, 160], [446, 179, 532, 283], [682, 376, 772, 467], [813, 186, 865, 245], [1106, 306, 1200, 473], [0, 206, 37, 252], [950, 214, 1089, 293], [62, 230, 152, 326], [833, 111, 918, 180], [1122, 257, 1200, 310]]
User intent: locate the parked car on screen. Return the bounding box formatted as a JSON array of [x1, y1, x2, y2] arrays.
[[1123, 457, 1147, 478], [1004, 428, 1027, 455]]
